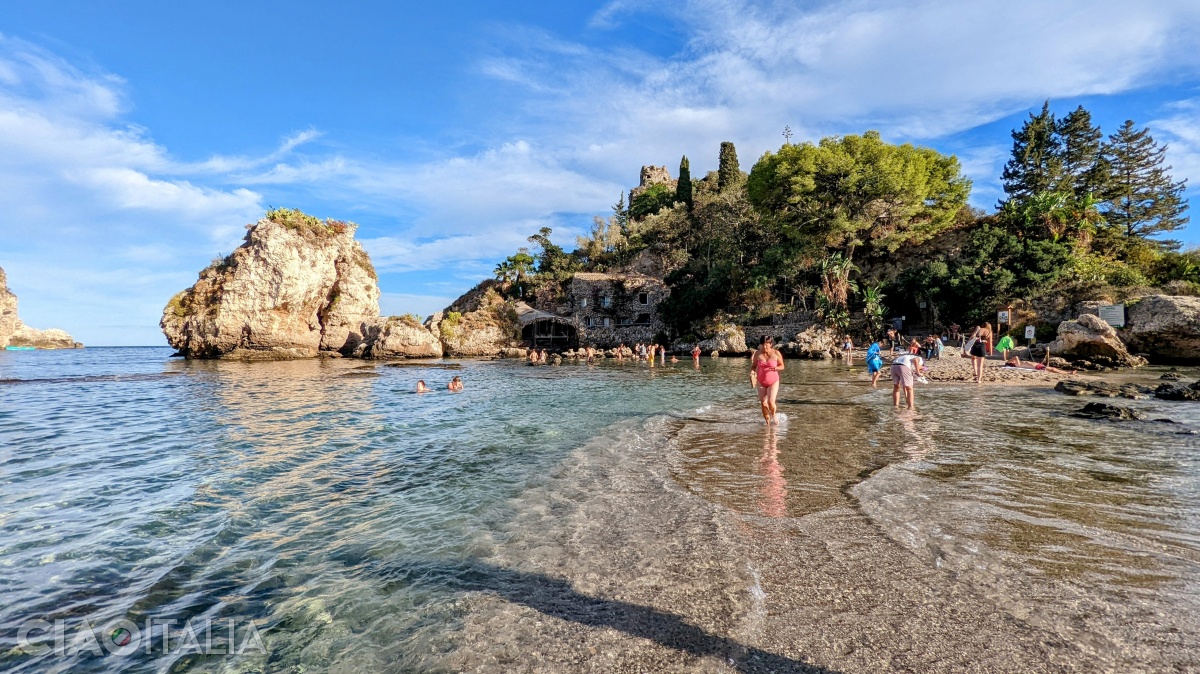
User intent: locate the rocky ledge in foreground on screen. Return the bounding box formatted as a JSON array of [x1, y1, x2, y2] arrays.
[[0, 267, 82, 349], [161, 208, 441, 360]]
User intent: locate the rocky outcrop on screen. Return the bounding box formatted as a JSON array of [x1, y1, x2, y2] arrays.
[[1121, 295, 1200, 363], [0, 267, 82, 349], [361, 316, 442, 358], [1043, 313, 1146, 368], [431, 282, 520, 357], [786, 325, 839, 359], [699, 324, 748, 354], [162, 209, 440, 359]]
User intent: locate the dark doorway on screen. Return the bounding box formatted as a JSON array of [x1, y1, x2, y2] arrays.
[[522, 320, 578, 349]]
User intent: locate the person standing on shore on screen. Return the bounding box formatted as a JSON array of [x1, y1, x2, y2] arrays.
[[842, 334, 854, 364], [967, 321, 993, 384], [866, 340, 885, 388], [750, 336, 785, 425], [891, 353, 924, 410]]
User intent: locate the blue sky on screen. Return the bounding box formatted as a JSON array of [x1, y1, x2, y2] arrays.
[[3, 1, 1200, 345]]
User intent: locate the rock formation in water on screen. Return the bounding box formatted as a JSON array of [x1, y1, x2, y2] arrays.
[[0, 267, 82, 349], [162, 209, 441, 359], [428, 281, 522, 357], [698, 323, 748, 354], [786, 325, 839, 359], [1043, 313, 1146, 368], [1121, 295, 1200, 363]]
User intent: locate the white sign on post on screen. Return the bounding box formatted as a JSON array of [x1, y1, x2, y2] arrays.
[[1025, 325, 1036, 340], [1098, 304, 1125, 327], [997, 310, 1010, 325]]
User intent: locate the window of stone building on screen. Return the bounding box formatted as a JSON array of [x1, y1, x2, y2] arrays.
[[634, 313, 650, 325], [586, 316, 594, 327], [638, 292, 648, 305], [618, 317, 631, 326], [580, 297, 588, 309], [601, 296, 612, 308], [603, 317, 612, 327]]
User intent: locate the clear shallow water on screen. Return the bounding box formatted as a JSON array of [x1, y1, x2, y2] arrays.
[[1, 349, 1198, 673]]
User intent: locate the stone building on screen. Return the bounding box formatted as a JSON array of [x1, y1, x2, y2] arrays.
[[629, 165, 676, 201], [518, 271, 670, 349], [569, 272, 669, 347]]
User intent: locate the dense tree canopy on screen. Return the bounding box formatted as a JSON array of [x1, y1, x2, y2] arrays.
[[496, 105, 1193, 340], [746, 131, 970, 262]]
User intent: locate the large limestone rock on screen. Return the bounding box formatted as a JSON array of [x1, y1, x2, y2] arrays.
[[699, 324, 748, 354], [162, 210, 439, 359], [432, 281, 520, 357], [362, 316, 443, 358], [0, 268, 17, 346], [787, 325, 839, 359], [0, 267, 82, 349], [1121, 295, 1200, 363], [1044, 313, 1145, 368]]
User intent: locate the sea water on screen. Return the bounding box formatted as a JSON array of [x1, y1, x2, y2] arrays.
[[0, 348, 1197, 672]]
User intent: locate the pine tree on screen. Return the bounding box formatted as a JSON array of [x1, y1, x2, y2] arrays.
[[1056, 105, 1106, 199], [717, 141, 740, 192], [1101, 120, 1189, 240], [677, 155, 693, 210], [1001, 101, 1063, 204]]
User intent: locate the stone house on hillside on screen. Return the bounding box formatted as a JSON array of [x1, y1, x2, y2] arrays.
[[520, 271, 670, 348]]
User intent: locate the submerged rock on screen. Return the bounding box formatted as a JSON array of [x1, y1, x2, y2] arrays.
[[1071, 402, 1144, 421], [0, 267, 82, 349], [1044, 314, 1146, 369], [161, 209, 440, 359], [1054, 379, 1154, 399], [1154, 382, 1200, 401]]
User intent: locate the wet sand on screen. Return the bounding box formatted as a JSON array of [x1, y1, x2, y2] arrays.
[[436, 377, 1138, 673]]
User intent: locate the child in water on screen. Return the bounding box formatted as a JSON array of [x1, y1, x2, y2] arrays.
[[416, 380, 430, 393], [866, 341, 885, 388], [448, 376, 464, 392]]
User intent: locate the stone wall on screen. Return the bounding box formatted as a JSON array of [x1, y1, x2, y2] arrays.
[[568, 273, 669, 347], [630, 165, 676, 200]]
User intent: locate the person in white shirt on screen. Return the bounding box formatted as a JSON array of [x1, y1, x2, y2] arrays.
[[891, 353, 925, 410]]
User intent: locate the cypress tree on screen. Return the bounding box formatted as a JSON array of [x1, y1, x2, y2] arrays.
[[1001, 101, 1063, 205], [1100, 120, 1189, 240], [1056, 105, 1106, 199], [613, 191, 629, 238], [717, 141, 740, 192], [677, 155, 693, 209]]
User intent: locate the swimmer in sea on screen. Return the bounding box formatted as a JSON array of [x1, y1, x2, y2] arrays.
[[448, 376, 464, 392], [750, 336, 785, 425], [416, 380, 430, 393]]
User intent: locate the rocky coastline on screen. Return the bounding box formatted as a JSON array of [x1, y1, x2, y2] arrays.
[[0, 267, 82, 350]]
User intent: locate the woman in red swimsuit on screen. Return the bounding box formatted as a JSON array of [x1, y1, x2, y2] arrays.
[[750, 336, 785, 425]]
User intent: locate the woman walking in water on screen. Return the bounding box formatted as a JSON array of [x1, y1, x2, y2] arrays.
[[967, 320, 993, 384], [750, 336, 785, 425]]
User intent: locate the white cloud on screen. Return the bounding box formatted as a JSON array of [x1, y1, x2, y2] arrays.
[[1154, 101, 1200, 189]]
